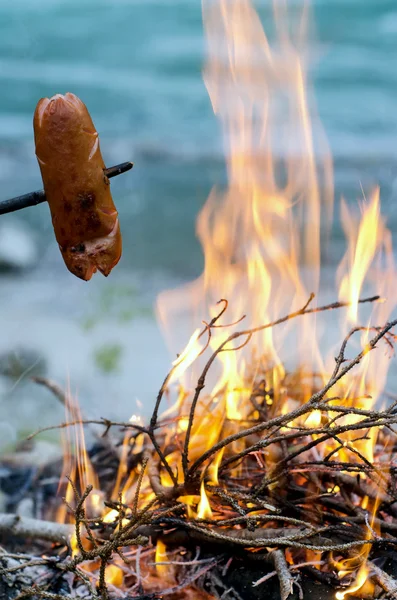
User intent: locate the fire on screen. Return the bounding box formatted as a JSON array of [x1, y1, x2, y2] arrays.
[[197, 479, 213, 519], [48, 0, 397, 597], [335, 563, 371, 600], [338, 189, 383, 325], [155, 540, 169, 576], [157, 0, 334, 446], [169, 327, 204, 384], [304, 409, 322, 429], [56, 385, 100, 525], [105, 565, 124, 587], [334, 492, 381, 599], [155, 0, 397, 597]]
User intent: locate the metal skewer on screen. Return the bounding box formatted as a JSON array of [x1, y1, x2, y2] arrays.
[[0, 161, 133, 216]]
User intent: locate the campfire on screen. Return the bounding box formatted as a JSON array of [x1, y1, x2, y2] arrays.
[[2, 0, 397, 599]]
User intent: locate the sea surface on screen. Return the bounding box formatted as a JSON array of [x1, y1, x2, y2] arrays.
[[0, 0, 397, 443]]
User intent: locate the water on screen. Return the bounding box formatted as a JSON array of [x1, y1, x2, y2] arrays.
[[1, 0, 397, 274], [0, 0, 397, 440]]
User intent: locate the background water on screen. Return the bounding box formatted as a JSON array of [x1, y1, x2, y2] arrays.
[[0, 0, 397, 444]]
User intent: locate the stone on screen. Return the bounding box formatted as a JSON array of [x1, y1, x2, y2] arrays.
[[0, 348, 47, 379], [0, 220, 38, 272]]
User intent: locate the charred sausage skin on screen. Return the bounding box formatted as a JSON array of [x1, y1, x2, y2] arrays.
[[33, 93, 122, 281]]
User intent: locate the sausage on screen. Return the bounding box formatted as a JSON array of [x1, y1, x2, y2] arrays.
[[33, 92, 122, 281]]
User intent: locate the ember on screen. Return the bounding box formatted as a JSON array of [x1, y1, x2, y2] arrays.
[[1, 0, 397, 599]]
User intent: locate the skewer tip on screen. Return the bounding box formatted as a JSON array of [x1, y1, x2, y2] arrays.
[[105, 161, 134, 179]]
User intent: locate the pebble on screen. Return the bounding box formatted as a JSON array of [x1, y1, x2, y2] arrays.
[[0, 220, 38, 272], [0, 347, 47, 379]]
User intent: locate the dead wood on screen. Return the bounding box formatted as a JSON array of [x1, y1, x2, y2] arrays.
[[0, 514, 73, 546], [3, 293, 397, 600]]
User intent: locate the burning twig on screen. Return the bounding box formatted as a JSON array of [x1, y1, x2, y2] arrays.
[[185, 297, 386, 479], [4, 294, 397, 600]]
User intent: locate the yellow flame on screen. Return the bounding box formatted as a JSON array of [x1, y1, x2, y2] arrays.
[[197, 480, 213, 519], [105, 564, 123, 587], [334, 489, 382, 598], [207, 447, 225, 486], [155, 540, 169, 576], [157, 0, 333, 477], [153, 0, 397, 585], [169, 328, 204, 384], [338, 190, 383, 324], [70, 528, 78, 558], [305, 409, 322, 429], [57, 388, 99, 523], [48, 1, 397, 594], [103, 509, 119, 524], [335, 563, 369, 600], [110, 430, 132, 502], [334, 188, 395, 468]]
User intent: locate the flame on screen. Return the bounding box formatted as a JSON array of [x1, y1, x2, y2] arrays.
[[334, 188, 395, 473], [105, 564, 123, 587], [154, 0, 397, 592], [334, 502, 379, 599], [155, 540, 169, 576], [53, 0, 397, 594], [169, 328, 204, 384], [335, 563, 370, 600], [197, 480, 213, 519], [157, 0, 335, 473], [56, 386, 99, 524], [305, 409, 322, 429], [338, 190, 383, 324]]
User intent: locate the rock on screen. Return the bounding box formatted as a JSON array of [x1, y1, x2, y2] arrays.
[[0, 220, 38, 272], [0, 421, 16, 452], [1, 440, 62, 469], [16, 497, 34, 519], [0, 347, 47, 379]]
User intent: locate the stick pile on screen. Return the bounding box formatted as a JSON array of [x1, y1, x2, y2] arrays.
[[1, 295, 397, 599]]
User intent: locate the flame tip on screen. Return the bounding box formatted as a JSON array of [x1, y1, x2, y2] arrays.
[[157, 4, 396, 596]]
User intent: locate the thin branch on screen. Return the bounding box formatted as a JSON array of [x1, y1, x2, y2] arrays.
[[187, 318, 397, 478]]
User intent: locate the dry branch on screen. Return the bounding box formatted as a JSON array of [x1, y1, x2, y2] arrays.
[[4, 293, 397, 600], [370, 562, 397, 599], [271, 550, 294, 600], [0, 513, 74, 545]]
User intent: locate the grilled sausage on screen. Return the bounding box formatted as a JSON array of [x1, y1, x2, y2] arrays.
[[33, 92, 122, 281]]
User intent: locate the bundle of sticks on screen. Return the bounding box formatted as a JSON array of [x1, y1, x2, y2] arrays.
[[1, 294, 397, 600]]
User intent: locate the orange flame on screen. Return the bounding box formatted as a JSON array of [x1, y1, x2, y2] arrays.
[[197, 480, 213, 519], [155, 540, 169, 576], [155, 0, 397, 595], [105, 564, 123, 587], [56, 385, 99, 525], [157, 0, 333, 479], [338, 189, 383, 325], [53, 0, 397, 596]]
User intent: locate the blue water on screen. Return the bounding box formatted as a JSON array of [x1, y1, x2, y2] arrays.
[[0, 0, 397, 278], [1, 0, 397, 437]]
